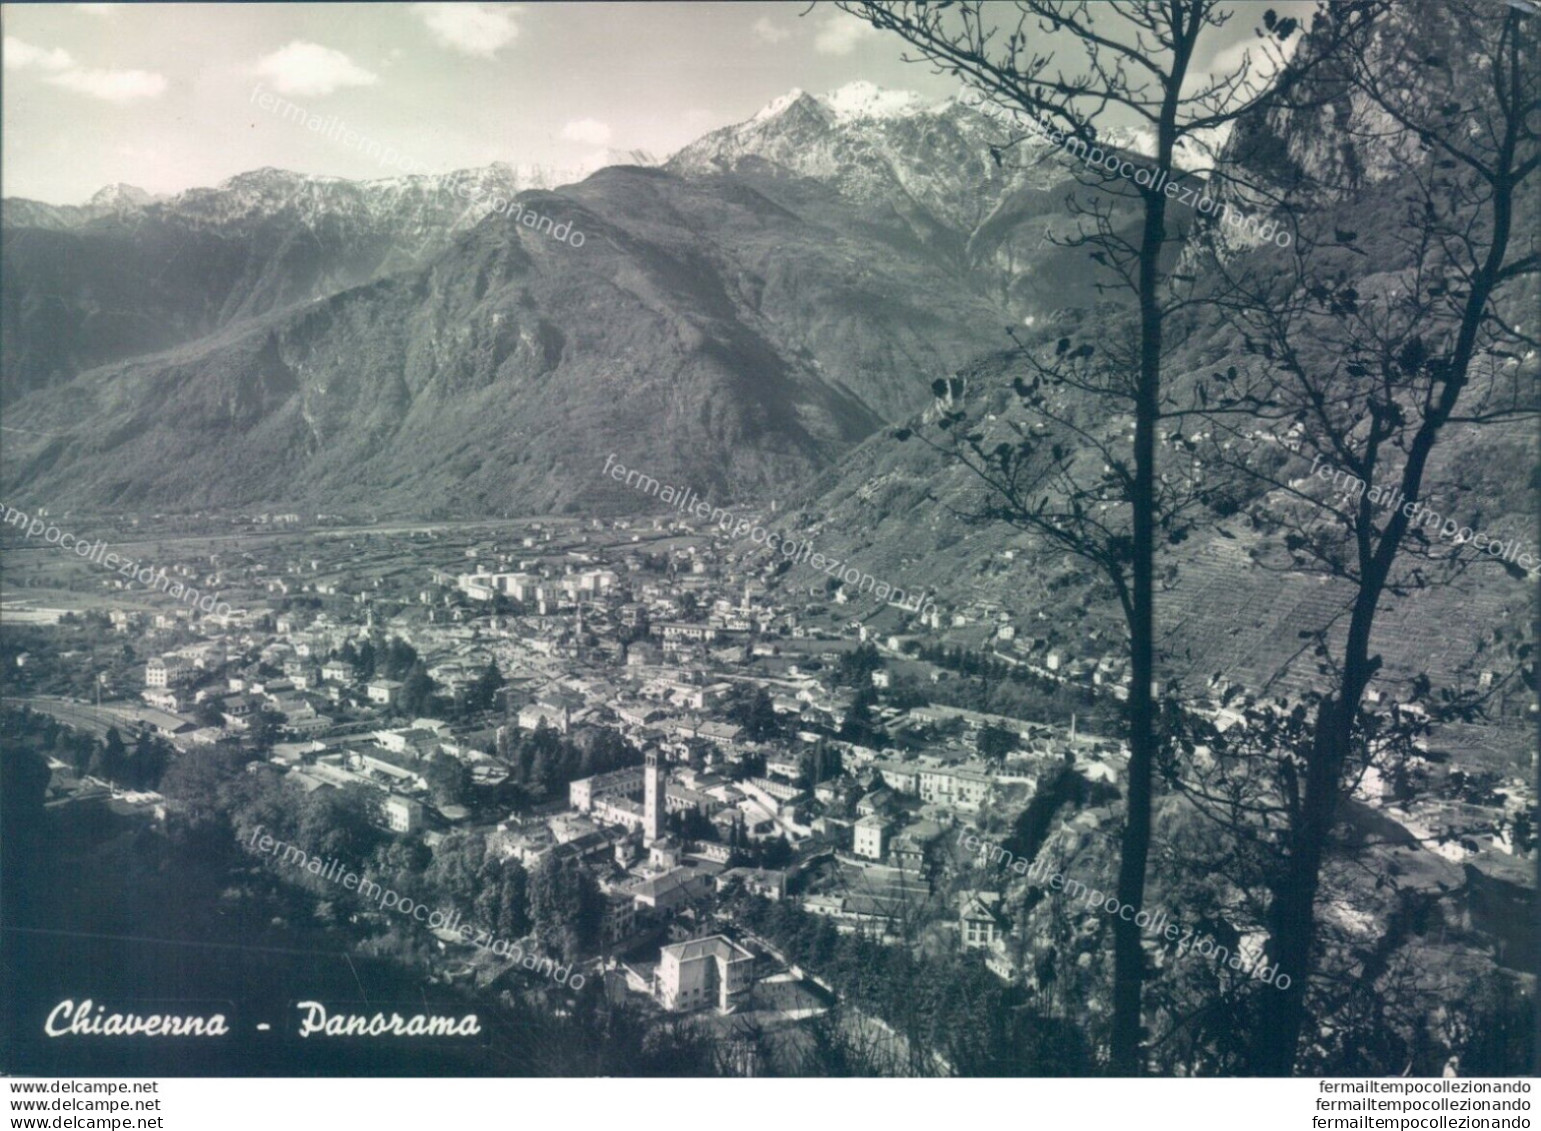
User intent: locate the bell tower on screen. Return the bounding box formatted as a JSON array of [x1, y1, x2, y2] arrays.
[[643, 748, 665, 845]]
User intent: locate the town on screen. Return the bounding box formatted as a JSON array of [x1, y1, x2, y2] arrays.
[[2, 504, 1533, 1073]]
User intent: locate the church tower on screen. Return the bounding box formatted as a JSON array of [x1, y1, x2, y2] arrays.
[[643, 748, 665, 846]]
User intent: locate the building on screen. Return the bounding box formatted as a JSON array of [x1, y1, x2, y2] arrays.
[[960, 891, 1008, 950], [629, 865, 715, 913], [643, 748, 666, 846], [517, 698, 572, 733], [569, 765, 645, 812], [743, 777, 801, 806], [659, 622, 718, 645], [655, 935, 755, 1014], [456, 570, 541, 603], [591, 794, 645, 832], [125, 707, 196, 737], [873, 761, 920, 795], [853, 814, 890, 861], [560, 569, 618, 598], [856, 787, 896, 817], [284, 713, 333, 735], [917, 765, 994, 810], [142, 687, 183, 713], [664, 783, 723, 819], [145, 657, 186, 688], [372, 728, 439, 759], [600, 890, 638, 945], [766, 756, 801, 782], [367, 679, 404, 706], [716, 867, 787, 901], [221, 694, 258, 729], [892, 820, 946, 874], [711, 807, 746, 841], [321, 660, 353, 683], [878, 758, 996, 811]]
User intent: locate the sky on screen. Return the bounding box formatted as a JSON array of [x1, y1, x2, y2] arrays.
[[1, 2, 1313, 205]]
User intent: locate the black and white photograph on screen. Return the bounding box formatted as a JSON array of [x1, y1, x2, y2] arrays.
[[0, 0, 1536, 1109]]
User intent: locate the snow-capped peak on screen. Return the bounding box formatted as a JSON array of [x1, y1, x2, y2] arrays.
[[744, 82, 931, 129], [751, 88, 811, 123], [88, 183, 155, 209]]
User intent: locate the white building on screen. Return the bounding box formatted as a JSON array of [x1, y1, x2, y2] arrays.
[[142, 687, 183, 713], [655, 935, 755, 1014], [854, 814, 890, 861], [917, 765, 993, 811], [382, 796, 424, 834], [960, 892, 1008, 950], [145, 657, 187, 688], [367, 679, 404, 706]]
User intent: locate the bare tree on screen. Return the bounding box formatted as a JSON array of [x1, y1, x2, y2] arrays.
[[1180, 0, 1539, 1073]]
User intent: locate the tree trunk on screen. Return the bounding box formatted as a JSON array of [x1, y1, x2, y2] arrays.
[[1252, 101, 1518, 1071], [1110, 171, 1169, 1076]]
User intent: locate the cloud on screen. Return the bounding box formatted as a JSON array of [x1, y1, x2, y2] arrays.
[[1195, 35, 1296, 95], [48, 67, 167, 101], [412, 4, 520, 59], [1177, 24, 1304, 148], [561, 118, 612, 146], [752, 17, 790, 44], [4, 37, 75, 72], [255, 41, 378, 97], [813, 12, 877, 56], [574, 148, 617, 175], [6, 37, 165, 101]]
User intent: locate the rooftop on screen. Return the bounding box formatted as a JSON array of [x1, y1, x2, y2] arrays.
[[661, 934, 754, 965]]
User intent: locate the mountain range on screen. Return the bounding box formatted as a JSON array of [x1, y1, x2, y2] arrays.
[[726, 11, 1537, 703], [2, 80, 1136, 514], [1, 38, 1533, 686]]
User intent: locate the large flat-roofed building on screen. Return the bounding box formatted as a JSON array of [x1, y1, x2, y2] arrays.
[[656, 935, 755, 1014], [561, 569, 618, 597], [125, 706, 196, 737], [456, 571, 539, 602]]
